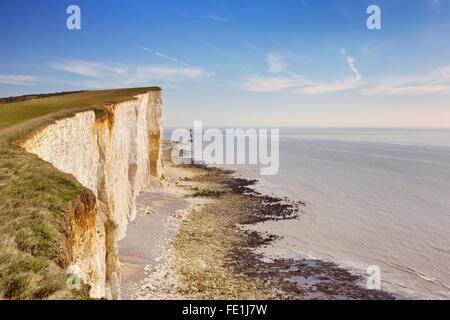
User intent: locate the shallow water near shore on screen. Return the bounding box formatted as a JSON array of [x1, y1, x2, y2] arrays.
[[167, 127, 450, 299], [241, 128, 450, 299]]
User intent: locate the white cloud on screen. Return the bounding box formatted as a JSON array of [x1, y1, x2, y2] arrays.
[[241, 49, 362, 94], [140, 47, 190, 66], [51, 60, 114, 77], [292, 49, 363, 94], [51, 59, 213, 88], [127, 66, 213, 84], [0, 74, 36, 85], [362, 65, 450, 95], [240, 75, 310, 92], [431, 0, 442, 12], [295, 78, 361, 94], [340, 48, 361, 80], [207, 15, 231, 22], [265, 53, 287, 73], [294, 49, 362, 94]]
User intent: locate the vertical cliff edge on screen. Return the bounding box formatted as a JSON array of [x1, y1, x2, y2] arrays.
[[19, 90, 163, 299]]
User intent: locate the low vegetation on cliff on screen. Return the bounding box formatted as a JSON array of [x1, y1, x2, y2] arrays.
[[0, 148, 86, 299], [0, 87, 160, 141], [0, 87, 160, 299]]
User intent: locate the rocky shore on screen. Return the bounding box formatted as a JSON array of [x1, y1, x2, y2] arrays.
[[126, 145, 395, 300]]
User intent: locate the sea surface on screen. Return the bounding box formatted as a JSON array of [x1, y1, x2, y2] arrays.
[[165, 127, 450, 299]]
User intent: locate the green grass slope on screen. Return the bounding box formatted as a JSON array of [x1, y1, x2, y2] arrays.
[[0, 87, 160, 130], [0, 87, 160, 299]]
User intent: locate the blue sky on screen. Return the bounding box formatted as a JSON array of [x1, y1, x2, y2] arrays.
[[0, 0, 449, 127]]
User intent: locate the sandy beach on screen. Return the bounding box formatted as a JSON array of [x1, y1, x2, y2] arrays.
[[118, 191, 189, 299], [117, 143, 395, 300]]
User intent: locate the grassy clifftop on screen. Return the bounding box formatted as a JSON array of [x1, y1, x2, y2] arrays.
[[0, 87, 160, 299], [0, 87, 161, 143]]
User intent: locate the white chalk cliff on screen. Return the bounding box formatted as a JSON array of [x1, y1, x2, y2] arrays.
[[20, 90, 163, 299]]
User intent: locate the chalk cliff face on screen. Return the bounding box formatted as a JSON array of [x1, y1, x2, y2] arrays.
[[20, 91, 163, 299]]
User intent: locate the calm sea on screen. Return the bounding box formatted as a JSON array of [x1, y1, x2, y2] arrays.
[[165, 127, 450, 299]]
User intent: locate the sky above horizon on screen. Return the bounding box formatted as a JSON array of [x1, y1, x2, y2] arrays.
[[0, 0, 449, 127]]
